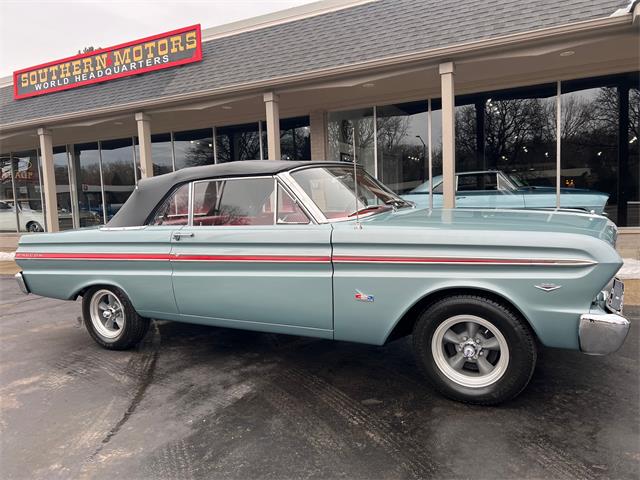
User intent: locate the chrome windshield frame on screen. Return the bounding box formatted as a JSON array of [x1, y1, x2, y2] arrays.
[[278, 164, 407, 224]]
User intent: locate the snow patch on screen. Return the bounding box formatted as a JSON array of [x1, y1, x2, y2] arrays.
[[0, 251, 15, 261]]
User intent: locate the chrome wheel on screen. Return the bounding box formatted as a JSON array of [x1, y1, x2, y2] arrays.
[[431, 314, 509, 388], [89, 289, 125, 339], [27, 222, 43, 232]]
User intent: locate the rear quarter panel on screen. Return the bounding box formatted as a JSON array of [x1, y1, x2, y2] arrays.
[[15, 227, 178, 317]]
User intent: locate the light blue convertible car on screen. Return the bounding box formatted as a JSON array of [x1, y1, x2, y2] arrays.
[[14, 161, 628, 404], [403, 170, 610, 213]]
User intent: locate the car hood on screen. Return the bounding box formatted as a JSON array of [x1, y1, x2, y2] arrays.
[[516, 186, 608, 196], [349, 207, 618, 246]]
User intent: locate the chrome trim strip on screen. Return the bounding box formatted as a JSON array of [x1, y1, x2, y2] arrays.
[[332, 256, 597, 266], [277, 171, 328, 224]]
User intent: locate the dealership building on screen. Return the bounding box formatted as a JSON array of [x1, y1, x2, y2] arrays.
[[0, 0, 638, 234]]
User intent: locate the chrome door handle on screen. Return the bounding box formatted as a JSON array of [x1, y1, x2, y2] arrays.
[[173, 232, 194, 241]]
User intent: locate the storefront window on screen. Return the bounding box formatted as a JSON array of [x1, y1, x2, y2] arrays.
[[151, 133, 173, 175], [73, 142, 103, 226], [628, 86, 639, 226], [455, 85, 557, 188], [280, 116, 311, 160], [174, 128, 214, 169], [0, 153, 17, 232], [215, 123, 262, 162], [377, 101, 428, 194], [13, 150, 44, 232], [561, 80, 618, 219], [100, 138, 136, 222], [328, 108, 375, 175], [53, 146, 74, 230]]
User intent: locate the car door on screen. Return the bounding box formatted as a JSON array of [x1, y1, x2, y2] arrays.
[[455, 172, 525, 208], [170, 176, 333, 336]]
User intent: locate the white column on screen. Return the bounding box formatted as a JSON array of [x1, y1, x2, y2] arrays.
[[135, 112, 153, 177], [37, 127, 59, 232], [263, 92, 281, 160], [309, 110, 327, 160], [439, 61, 456, 209]]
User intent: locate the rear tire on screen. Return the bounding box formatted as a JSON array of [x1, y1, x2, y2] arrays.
[[82, 286, 149, 350], [412, 295, 537, 405]]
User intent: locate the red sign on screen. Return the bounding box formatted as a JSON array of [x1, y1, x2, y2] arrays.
[[13, 25, 202, 100]]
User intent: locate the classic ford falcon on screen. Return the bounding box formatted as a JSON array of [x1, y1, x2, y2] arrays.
[[14, 161, 629, 404]]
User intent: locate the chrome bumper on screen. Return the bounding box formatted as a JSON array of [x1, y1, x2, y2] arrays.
[[579, 311, 630, 355], [14, 272, 29, 295]]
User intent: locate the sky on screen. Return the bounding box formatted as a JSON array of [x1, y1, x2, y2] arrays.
[[0, 0, 317, 78]]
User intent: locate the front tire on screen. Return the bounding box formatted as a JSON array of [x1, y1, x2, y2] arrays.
[[82, 286, 150, 350], [412, 295, 537, 405]]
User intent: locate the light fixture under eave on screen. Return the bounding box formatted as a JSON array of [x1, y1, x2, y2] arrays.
[[361, 83, 375, 88], [559, 50, 575, 57], [221, 105, 233, 110]]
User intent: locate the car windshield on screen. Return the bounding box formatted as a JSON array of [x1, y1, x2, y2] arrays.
[[505, 172, 528, 188], [291, 165, 409, 220]]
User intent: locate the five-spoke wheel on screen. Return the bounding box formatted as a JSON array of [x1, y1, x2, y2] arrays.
[[431, 314, 509, 388], [82, 286, 150, 350], [413, 295, 537, 405], [89, 289, 126, 339]]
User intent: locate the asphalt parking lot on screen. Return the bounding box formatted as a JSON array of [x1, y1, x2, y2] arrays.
[[1, 275, 638, 480]]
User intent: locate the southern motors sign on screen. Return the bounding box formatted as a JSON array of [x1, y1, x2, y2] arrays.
[[13, 25, 202, 100]]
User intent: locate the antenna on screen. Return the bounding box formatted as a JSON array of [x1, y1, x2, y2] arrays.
[[352, 126, 362, 229], [428, 98, 433, 210]]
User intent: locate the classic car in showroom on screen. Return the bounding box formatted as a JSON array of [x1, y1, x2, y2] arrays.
[[403, 170, 610, 213], [14, 161, 628, 404]]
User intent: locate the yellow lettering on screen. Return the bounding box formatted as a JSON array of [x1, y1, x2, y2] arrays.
[[113, 49, 131, 66], [95, 53, 108, 70], [132, 45, 143, 62], [82, 57, 94, 73], [157, 39, 168, 55], [29, 71, 37, 85], [49, 65, 58, 81], [20, 73, 28, 88], [59, 62, 71, 79], [71, 60, 81, 75], [38, 68, 48, 83], [169, 35, 184, 53], [185, 31, 197, 49], [144, 42, 156, 58]]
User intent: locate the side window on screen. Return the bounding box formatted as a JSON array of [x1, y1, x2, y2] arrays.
[[432, 182, 443, 194], [457, 174, 498, 192], [149, 184, 189, 226], [193, 177, 275, 226], [277, 184, 310, 224]]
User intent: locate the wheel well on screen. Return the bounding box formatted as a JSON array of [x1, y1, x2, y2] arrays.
[[385, 287, 532, 344]]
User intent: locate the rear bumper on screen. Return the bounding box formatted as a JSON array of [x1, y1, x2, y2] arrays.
[[14, 272, 29, 295], [579, 311, 629, 355]]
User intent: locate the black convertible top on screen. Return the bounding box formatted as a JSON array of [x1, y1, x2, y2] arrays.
[[108, 160, 345, 227]]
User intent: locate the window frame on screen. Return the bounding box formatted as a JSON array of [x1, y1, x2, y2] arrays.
[[146, 175, 317, 228]]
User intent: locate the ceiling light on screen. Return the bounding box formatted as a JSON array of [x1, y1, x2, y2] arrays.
[[221, 105, 232, 110], [362, 83, 375, 88], [559, 50, 575, 57]]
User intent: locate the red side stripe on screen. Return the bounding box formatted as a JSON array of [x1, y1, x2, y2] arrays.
[[15, 252, 171, 260], [174, 254, 331, 262], [14, 252, 330, 262], [332, 256, 560, 264]]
